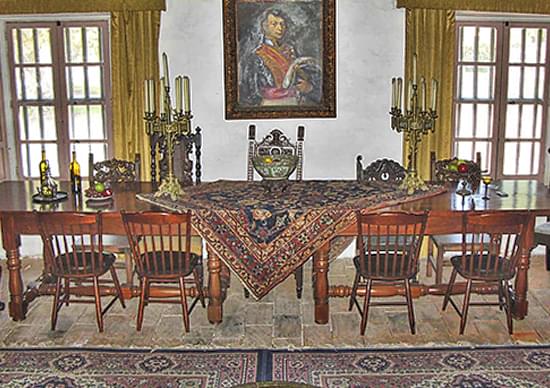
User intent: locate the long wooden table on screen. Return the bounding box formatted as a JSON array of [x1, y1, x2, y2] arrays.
[[0, 180, 548, 325]]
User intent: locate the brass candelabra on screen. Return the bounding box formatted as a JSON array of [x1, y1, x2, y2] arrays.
[[390, 54, 438, 194], [144, 53, 192, 200]]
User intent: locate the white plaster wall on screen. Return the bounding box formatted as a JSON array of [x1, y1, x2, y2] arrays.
[[160, 0, 405, 180]]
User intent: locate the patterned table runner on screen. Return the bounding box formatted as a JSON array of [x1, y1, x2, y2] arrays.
[[138, 180, 444, 299]]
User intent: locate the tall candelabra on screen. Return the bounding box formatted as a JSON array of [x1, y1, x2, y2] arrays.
[[144, 53, 192, 200], [390, 54, 438, 194]]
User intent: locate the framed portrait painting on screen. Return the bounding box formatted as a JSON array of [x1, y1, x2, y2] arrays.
[[223, 0, 336, 119]]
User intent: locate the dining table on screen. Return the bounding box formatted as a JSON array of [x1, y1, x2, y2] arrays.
[[0, 179, 548, 326]]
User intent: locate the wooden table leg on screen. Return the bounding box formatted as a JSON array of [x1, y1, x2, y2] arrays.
[[1, 214, 25, 321], [207, 245, 223, 324], [513, 215, 535, 319], [313, 242, 330, 324]]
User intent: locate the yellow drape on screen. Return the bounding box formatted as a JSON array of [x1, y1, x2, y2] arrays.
[[0, 0, 165, 14], [397, 0, 550, 15], [111, 10, 161, 180], [404, 9, 455, 179]]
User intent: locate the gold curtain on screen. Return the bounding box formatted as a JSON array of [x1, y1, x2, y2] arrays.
[[0, 0, 165, 14], [404, 9, 456, 179], [111, 10, 161, 180], [397, 0, 550, 15]]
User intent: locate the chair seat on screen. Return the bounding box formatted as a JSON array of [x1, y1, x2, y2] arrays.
[[55, 251, 116, 276], [431, 233, 491, 249], [353, 254, 415, 280], [450, 254, 515, 280], [139, 251, 200, 277]]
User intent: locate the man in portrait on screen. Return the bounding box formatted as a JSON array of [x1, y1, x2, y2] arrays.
[[238, 7, 322, 107]]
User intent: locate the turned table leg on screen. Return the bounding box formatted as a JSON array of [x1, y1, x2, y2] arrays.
[[1, 214, 25, 320], [313, 242, 330, 324], [207, 246, 223, 324], [513, 215, 535, 319]]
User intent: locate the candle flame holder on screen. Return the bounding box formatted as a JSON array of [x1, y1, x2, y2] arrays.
[[144, 54, 192, 201], [390, 54, 438, 194]]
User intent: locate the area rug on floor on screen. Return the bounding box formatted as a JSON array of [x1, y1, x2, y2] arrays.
[[0, 345, 549, 387], [271, 345, 550, 387], [0, 348, 259, 387]]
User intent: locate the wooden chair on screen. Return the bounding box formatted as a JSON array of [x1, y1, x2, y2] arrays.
[[349, 211, 428, 335], [356, 156, 406, 183], [36, 211, 125, 332], [442, 212, 529, 335], [427, 151, 483, 284], [246, 124, 305, 298], [87, 153, 141, 287], [121, 211, 205, 332]]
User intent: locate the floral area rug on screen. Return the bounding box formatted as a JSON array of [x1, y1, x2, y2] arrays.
[[271, 345, 550, 387], [1, 345, 548, 387], [0, 348, 258, 387]]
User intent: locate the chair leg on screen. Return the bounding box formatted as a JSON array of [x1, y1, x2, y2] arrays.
[[64, 278, 70, 306], [404, 278, 416, 335], [348, 272, 360, 311], [110, 266, 126, 309], [459, 279, 473, 335], [136, 277, 147, 331], [51, 277, 62, 331], [294, 266, 303, 299], [435, 249, 444, 285], [502, 280, 513, 334], [360, 279, 372, 335], [442, 268, 458, 311], [243, 288, 250, 298], [498, 281, 505, 311], [92, 276, 104, 333], [546, 247, 550, 271], [179, 276, 190, 333], [193, 267, 206, 308], [426, 240, 434, 277]]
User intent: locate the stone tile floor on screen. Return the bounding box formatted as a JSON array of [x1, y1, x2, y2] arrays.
[[0, 251, 549, 349]]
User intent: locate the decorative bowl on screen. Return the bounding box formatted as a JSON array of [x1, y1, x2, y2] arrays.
[[252, 154, 298, 180]]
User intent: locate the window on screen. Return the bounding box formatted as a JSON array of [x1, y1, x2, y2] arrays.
[[6, 20, 111, 179], [453, 21, 550, 179]]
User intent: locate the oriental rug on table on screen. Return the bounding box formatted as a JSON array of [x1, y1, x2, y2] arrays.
[[138, 180, 445, 299]]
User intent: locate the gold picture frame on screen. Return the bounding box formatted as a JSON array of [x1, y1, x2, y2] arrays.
[[223, 0, 336, 119]]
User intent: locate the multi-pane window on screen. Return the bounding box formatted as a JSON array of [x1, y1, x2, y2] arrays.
[[6, 21, 111, 179], [454, 22, 550, 180]]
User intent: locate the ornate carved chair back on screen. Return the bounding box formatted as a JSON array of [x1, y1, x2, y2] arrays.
[[149, 127, 202, 186], [356, 156, 406, 184], [89, 154, 141, 184], [430, 151, 482, 192], [246, 124, 305, 181]]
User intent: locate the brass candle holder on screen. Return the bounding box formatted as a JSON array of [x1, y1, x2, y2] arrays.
[[144, 53, 192, 200], [390, 54, 438, 194]]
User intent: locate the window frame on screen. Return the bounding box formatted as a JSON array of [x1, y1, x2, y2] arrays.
[[452, 20, 550, 181], [5, 19, 113, 180]]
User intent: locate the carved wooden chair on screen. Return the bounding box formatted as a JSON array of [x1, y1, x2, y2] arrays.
[[246, 124, 305, 299], [122, 211, 205, 332], [442, 212, 529, 334], [87, 153, 141, 286], [427, 151, 483, 284], [349, 211, 428, 335], [36, 211, 126, 332], [150, 127, 202, 186], [534, 221, 550, 271], [356, 156, 406, 183]]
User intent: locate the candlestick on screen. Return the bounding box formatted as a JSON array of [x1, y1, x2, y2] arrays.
[[162, 52, 170, 88], [183, 76, 190, 112], [389, 53, 438, 194], [159, 77, 166, 115], [431, 79, 438, 111], [412, 54, 417, 85], [144, 80, 151, 113], [148, 80, 155, 113], [391, 78, 396, 108], [175, 76, 182, 113], [397, 78, 403, 111]]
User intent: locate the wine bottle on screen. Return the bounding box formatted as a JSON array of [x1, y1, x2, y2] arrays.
[[39, 149, 53, 197], [69, 151, 82, 194]]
